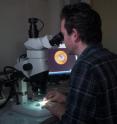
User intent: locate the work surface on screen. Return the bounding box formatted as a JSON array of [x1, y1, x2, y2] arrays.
[[0, 80, 68, 124], [0, 100, 52, 124]]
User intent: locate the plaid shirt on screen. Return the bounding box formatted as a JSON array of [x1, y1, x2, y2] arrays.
[[58, 44, 117, 124]]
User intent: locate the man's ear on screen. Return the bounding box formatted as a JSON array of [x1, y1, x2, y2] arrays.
[[72, 28, 80, 43]]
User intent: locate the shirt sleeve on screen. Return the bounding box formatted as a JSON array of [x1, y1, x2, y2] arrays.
[[58, 61, 97, 124]]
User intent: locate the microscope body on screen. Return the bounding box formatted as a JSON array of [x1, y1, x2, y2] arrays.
[[15, 18, 63, 102], [15, 36, 52, 96], [15, 33, 63, 96]]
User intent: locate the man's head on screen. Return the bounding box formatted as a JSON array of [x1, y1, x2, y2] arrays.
[[60, 3, 102, 54]]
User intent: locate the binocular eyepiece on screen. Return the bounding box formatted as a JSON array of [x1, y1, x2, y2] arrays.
[[28, 17, 64, 46], [28, 17, 44, 38], [49, 32, 64, 46]]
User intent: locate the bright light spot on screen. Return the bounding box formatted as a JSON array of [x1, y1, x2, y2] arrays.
[[39, 100, 49, 107]]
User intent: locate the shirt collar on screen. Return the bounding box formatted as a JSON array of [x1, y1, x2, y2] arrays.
[[77, 43, 103, 61]]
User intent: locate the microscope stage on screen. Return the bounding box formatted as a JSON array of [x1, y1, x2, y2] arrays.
[[12, 101, 52, 118]]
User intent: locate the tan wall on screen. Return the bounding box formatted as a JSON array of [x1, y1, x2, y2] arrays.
[[1, 0, 116, 70], [92, 0, 117, 53], [0, 0, 63, 70], [0, 0, 48, 69]]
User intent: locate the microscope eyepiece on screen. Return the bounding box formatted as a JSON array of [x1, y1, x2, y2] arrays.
[[28, 18, 39, 38], [49, 32, 64, 46], [28, 18, 39, 24], [28, 17, 44, 38]]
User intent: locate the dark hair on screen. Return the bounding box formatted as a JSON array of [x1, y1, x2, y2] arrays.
[[60, 2, 102, 45]]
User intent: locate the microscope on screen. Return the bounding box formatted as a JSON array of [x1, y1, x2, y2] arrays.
[[15, 18, 63, 103], [12, 18, 63, 119]]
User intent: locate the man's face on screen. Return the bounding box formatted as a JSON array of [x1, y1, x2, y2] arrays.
[[60, 19, 76, 54]]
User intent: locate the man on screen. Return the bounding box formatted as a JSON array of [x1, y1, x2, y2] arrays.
[[44, 2, 117, 124]]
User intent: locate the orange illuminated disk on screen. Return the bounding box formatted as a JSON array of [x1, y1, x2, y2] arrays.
[[54, 50, 68, 65]]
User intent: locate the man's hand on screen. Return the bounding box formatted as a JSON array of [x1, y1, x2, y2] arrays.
[[45, 101, 65, 119], [43, 90, 66, 103]]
